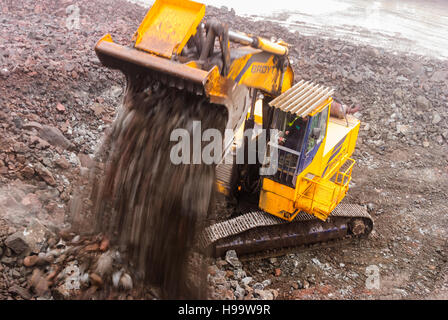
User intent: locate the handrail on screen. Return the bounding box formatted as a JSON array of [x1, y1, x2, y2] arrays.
[[296, 158, 356, 217]]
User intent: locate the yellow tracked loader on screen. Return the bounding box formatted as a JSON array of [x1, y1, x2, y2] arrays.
[[95, 0, 373, 258]]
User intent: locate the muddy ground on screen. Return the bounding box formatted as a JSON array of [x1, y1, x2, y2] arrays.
[[0, 0, 447, 300]]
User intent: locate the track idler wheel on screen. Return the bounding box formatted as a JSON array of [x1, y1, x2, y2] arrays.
[[349, 218, 366, 236]]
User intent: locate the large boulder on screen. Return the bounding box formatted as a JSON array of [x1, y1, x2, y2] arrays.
[[5, 219, 53, 255]]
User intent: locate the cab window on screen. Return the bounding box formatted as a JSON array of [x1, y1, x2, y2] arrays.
[[306, 106, 329, 153]]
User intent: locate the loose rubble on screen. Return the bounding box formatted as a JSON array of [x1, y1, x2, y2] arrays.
[[0, 0, 447, 300]]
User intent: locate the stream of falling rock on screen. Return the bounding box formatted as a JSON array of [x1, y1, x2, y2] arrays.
[[90, 73, 228, 299]]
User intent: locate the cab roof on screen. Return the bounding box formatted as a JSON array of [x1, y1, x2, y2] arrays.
[[269, 80, 334, 117]]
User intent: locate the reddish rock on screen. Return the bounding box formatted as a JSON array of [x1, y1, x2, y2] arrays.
[[55, 156, 71, 169], [38, 125, 73, 150], [0, 160, 7, 174], [60, 121, 70, 133], [91, 103, 105, 117], [59, 228, 75, 241], [30, 136, 50, 149], [274, 268, 282, 277], [99, 237, 109, 252], [46, 267, 61, 282], [223, 289, 235, 300], [21, 166, 35, 179], [21, 193, 41, 209], [30, 269, 49, 296], [44, 201, 57, 213], [85, 243, 100, 252], [23, 255, 40, 267], [34, 163, 56, 186], [207, 266, 217, 276], [56, 103, 66, 113]]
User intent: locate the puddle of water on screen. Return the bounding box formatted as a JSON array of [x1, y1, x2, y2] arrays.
[[127, 0, 448, 58]]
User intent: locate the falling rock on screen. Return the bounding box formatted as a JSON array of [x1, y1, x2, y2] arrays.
[[119, 273, 133, 291], [95, 252, 113, 276], [30, 269, 50, 296], [223, 289, 235, 300], [91, 103, 105, 117], [112, 271, 123, 288], [99, 237, 110, 251], [89, 273, 103, 287], [52, 284, 74, 300]]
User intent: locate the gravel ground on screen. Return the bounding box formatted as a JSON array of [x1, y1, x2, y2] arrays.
[[0, 0, 447, 300]]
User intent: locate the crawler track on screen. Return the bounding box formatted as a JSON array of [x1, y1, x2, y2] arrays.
[[199, 203, 373, 258]]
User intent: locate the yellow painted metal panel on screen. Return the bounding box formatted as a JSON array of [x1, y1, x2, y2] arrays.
[[134, 0, 205, 58], [259, 189, 296, 221], [262, 178, 296, 199]]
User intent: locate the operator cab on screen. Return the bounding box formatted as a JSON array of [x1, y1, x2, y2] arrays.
[[264, 101, 330, 187]]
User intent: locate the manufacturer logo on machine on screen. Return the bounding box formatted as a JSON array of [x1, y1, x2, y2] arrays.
[[250, 64, 275, 74]]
